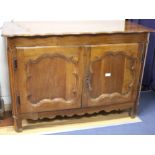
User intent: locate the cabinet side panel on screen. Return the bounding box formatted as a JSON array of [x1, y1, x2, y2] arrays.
[[7, 38, 21, 117], [133, 33, 150, 113]]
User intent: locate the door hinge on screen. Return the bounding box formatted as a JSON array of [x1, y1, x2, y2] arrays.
[[16, 96, 20, 105], [13, 57, 18, 70]]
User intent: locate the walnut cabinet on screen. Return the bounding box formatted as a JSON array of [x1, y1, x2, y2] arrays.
[[2, 21, 151, 132]]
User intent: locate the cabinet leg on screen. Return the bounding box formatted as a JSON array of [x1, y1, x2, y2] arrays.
[[128, 107, 137, 119], [14, 116, 23, 132]]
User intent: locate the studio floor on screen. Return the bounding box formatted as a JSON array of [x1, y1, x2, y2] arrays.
[[0, 90, 155, 135], [54, 90, 155, 135]]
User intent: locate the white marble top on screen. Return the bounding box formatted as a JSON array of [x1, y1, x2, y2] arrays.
[[2, 20, 152, 37]]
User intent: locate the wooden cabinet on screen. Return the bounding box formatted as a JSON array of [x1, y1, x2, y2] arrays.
[[2, 21, 151, 132]]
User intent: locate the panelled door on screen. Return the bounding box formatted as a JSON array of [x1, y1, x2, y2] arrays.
[[82, 43, 143, 107], [16, 46, 84, 113]]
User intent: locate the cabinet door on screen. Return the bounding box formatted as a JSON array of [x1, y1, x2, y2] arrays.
[[82, 43, 142, 107], [16, 46, 84, 113]]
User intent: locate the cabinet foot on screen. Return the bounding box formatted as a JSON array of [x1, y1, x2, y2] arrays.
[[14, 117, 23, 132], [128, 107, 136, 118]]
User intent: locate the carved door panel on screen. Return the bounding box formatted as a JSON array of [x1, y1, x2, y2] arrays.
[[82, 43, 142, 107], [16, 46, 84, 113]]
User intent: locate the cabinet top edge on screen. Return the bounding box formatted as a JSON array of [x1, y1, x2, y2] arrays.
[[2, 20, 153, 37]]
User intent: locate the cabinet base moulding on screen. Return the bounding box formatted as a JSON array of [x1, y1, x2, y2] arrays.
[[14, 102, 134, 132]]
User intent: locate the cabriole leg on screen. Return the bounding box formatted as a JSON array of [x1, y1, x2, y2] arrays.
[[13, 116, 23, 132], [128, 107, 137, 118]]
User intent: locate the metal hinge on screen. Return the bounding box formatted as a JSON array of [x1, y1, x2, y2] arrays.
[[13, 57, 18, 70], [16, 96, 20, 105]]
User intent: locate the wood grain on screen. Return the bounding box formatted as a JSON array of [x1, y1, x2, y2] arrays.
[[16, 46, 84, 113], [8, 33, 148, 47], [82, 43, 140, 107]]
